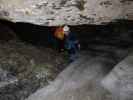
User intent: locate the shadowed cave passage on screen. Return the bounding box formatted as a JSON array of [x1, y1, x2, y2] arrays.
[[1, 19, 133, 70], [24, 22, 133, 100], [1, 19, 133, 49], [0, 19, 133, 100]]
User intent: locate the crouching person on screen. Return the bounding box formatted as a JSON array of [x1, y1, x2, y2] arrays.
[[63, 25, 80, 62]]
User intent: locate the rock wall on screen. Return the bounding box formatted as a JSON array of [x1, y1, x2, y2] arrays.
[[0, 0, 133, 26], [101, 53, 133, 100]]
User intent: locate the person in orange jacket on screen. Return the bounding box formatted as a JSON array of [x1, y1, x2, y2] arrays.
[[53, 25, 80, 62], [54, 26, 65, 52], [54, 26, 65, 40]]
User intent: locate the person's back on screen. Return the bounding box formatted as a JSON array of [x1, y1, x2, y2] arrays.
[[53, 26, 65, 52], [54, 26, 64, 40], [65, 32, 79, 51]]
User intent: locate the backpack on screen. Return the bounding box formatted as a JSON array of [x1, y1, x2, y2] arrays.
[[54, 27, 64, 40]]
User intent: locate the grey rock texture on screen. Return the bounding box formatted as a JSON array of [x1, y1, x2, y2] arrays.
[[0, 68, 18, 88], [102, 53, 133, 100], [0, 0, 133, 26], [0, 40, 68, 100], [26, 46, 129, 100]]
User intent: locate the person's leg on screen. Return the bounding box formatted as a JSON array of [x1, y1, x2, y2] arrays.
[[52, 38, 58, 50], [68, 44, 77, 62], [69, 49, 76, 62], [57, 39, 64, 52], [69, 42, 80, 62], [59, 39, 65, 52]]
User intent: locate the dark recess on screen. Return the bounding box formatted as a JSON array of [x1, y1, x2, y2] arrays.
[[0, 19, 133, 49]]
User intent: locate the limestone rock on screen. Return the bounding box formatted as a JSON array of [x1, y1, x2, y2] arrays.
[[0, 68, 18, 88], [101, 53, 133, 100], [0, 0, 133, 26]]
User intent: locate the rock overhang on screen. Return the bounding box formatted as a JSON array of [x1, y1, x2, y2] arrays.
[[0, 0, 133, 26]]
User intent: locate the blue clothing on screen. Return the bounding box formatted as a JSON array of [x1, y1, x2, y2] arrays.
[[64, 32, 79, 62]]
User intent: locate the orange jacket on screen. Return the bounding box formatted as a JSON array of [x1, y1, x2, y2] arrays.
[[54, 27, 64, 40]]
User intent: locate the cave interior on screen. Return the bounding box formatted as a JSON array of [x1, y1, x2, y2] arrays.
[[0, 19, 133, 50], [0, 19, 133, 100]]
